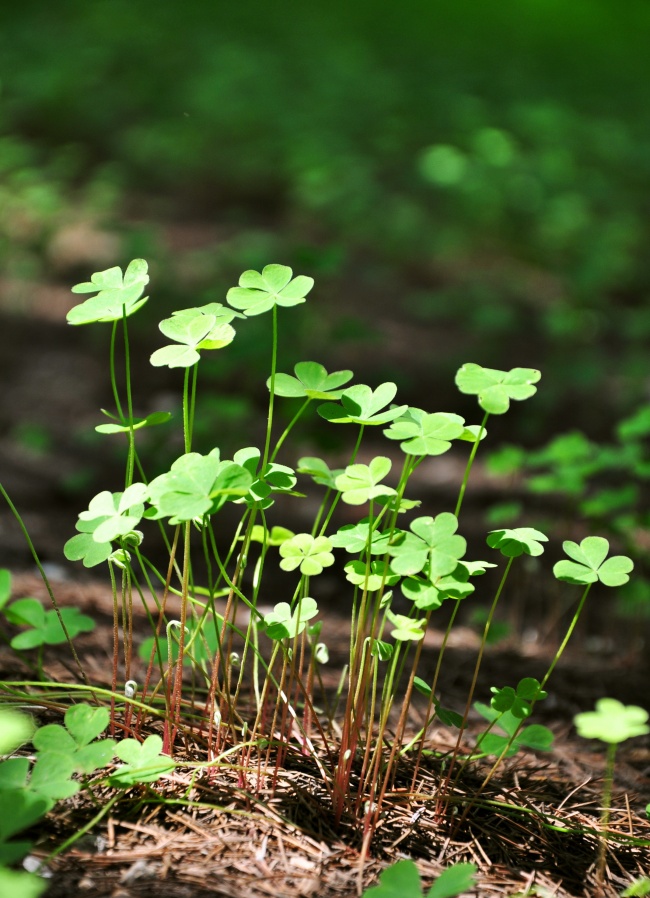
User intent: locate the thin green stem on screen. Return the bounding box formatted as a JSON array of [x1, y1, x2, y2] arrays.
[[455, 410, 489, 519], [262, 305, 279, 471], [270, 398, 311, 463], [122, 308, 136, 487]]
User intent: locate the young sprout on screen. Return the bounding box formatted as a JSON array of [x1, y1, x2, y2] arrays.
[[574, 698, 650, 887]]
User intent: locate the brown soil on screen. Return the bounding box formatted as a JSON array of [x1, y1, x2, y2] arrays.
[[2, 572, 649, 898]]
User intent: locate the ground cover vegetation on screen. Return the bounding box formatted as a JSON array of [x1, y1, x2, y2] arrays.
[[0, 261, 649, 896]]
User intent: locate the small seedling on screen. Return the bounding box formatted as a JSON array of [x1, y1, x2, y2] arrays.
[[362, 859, 477, 898], [574, 698, 650, 886]]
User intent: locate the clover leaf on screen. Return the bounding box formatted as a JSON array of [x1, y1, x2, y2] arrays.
[[110, 734, 175, 785], [383, 409, 466, 456], [147, 449, 253, 522], [249, 525, 294, 546], [270, 361, 353, 400], [318, 382, 408, 426], [150, 304, 240, 368], [574, 699, 650, 744], [335, 456, 396, 505], [388, 513, 466, 578], [486, 527, 548, 558], [0, 709, 34, 755], [385, 610, 427, 642], [455, 363, 541, 415], [5, 599, 95, 650], [63, 529, 114, 568], [279, 534, 335, 576], [0, 866, 47, 898], [67, 259, 149, 325], [553, 536, 634, 586], [260, 597, 319, 640], [226, 264, 314, 316], [95, 409, 172, 434], [344, 560, 400, 592], [474, 702, 554, 756], [32, 705, 116, 775], [490, 678, 547, 719], [232, 446, 297, 508], [362, 858, 477, 898], [329, 519, 397, 554], [401, 568, 474, 610], [77, 483, 147, 543], [297, 456, 344, 490]]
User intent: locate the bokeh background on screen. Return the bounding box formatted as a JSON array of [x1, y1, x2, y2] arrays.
[[1, 0, 650, 631]]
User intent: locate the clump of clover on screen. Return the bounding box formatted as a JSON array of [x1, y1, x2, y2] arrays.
[[1, 253, 635, 878]]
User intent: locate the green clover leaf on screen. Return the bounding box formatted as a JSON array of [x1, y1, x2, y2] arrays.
[[260, 597, 319, 640], [318, 382, 408, 426], [455, 363, 541, 415], [5, 599, 95, 650], [362, 859, 477, 898], [574, 699, 650, 744], [77, 483, 147, 543], [329, 519, 398, 554], [401, 568, 474, 610], [385, 610, 427, 642], [474, 702, 554, 756], [383, 409, 466, 456], [335, 456, 396, 505], [270, 361, 353, 400], [226, 264, 314, 316], [147, 449, 253, 522], [63, 529, 113, 568], [233, 446, 297, 508], [0, 709, 34, 755], [486, 527, 548, 558], [279, 534, 335, 576], [344, 560, 400, 592], [297, 456, 344, 489], [150, 304, 239, 368], [553, 536, 634, 586], [110, 734, 176, 785], [67, 259, 149, 325], [388, 513, 466, 577], [32, 705, 115, 775], [249, 525, 294, 546], [490, 678, 547, 719], [95, 409, 172, 435]]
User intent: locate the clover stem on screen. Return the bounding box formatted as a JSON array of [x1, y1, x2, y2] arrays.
[[170, 522, 192, 749], [122, 308, 136, 487], [438, 556, 514, 809], [109, 321, 124, 421], [270, 397, 311, 463], [262, 305, 279, 471], [455, 410, 489, 519], [107, 559, 119, 735], [318, 423, 365, 537], [0, 481, 89, 687], [454, 582, 594, 833], [596, 742, 617, 886], [188, 360, 199, 450], [539, 583, 591, 692]]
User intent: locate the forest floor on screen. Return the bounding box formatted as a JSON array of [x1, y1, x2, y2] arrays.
[[1, 571, 649, 898]]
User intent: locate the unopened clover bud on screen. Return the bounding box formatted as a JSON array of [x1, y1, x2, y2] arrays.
[[109, 549, 131, 569], [229, 652, 241, 668], [314, 643, 329, 664], [124, 680, 138, 699], [123, 530, 144, 547]]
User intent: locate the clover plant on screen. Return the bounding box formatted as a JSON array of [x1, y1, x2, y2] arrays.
[[0, 258, 641, 892]]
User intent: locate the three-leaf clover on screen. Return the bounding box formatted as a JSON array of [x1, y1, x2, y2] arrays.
[[335, 457, 396, 505], [329, 519, 396, 554], [109, 734, 175, 785], [486, 527, 548, 557], [490, 678, 547, 719], [147, 450, 253, 522], [279, 534, 335, 576], [297, 456, 344, 489], [33, 704, 116, 774], [574, 699, 649, 744], [455, 363, 541, 414], [553, 537, 634, 586], [474, 702, 554, 757], [67, 259, 149, 325], [318, 382, 408, 426], [388, 513, 466, 577], [344, 560, 400, 592], [4, 599, 95, 650], [226, 264, 314, 316], [77, 483, 148, 543], [383, 409, 466, 456], [150, 304, 240, 368], [362, 859, 477, 898], [260, 597, 319, 640], [385, 610, 427, 642], [233, 446, 297, 508], [270, 361, 353, 399]]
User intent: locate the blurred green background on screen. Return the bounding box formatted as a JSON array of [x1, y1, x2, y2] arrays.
[[1, 0, 650, 605]]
